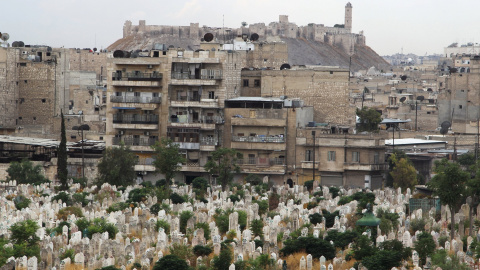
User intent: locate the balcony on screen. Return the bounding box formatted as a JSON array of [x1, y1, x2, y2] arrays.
[[232, 136, 285, 143], [113, 114, 159, 129], [110, 95, 161, 104], [112, 72, 162, 81], [344, 163, 388, 171], [169, 115, 222, 129], [173, 142, 200, 150], [171, 98, 219, 108], [200, 137, 218, 151], [112, 137, 158, 151], [237, 158, 286, 174], [231, 117, 286, 127], [170, 70, 222, 86], [301, 161, 320, 169], [180, 162, 206, 172]]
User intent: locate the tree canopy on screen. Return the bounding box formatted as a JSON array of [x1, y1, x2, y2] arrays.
[[7, 159, 49, 185], [356, 107, 382, 132], [204, 148, 241, 191], [389, 153, 417, 191], [427, 158, 470, 241], [57, 111, 69, 190], [97, 144, 136, 186], [153, 254, 190, 270], [151, 138, 185, 184]]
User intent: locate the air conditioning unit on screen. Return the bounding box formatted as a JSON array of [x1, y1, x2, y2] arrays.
[[144, 131, 150, 136], [127, 87, 133, 92], [147, 65, 153, 69]]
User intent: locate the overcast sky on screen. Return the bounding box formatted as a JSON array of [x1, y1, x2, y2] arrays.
[[2, 0, 479, 56]]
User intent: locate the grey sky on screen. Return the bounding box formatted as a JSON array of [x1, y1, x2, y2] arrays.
[[2, 0, 479, 56]]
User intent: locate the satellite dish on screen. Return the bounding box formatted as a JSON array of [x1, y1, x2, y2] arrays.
[[280, 63, 291, 70], [393, 74, 397, 78], [93, 48, 97, 52], [399, 97, 406, 103], [441, 121, 451, 129], [250, 33, 259, 41], [400, 75, 407, 81], [1, 33, 9, 42], [427, 88, 433, 92], [416, 96, 425, 101], [113, 50, 125, 58], [204, 33, 214, 42]]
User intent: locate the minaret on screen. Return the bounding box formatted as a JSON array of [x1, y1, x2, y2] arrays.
[[345, 2, 353, 32]]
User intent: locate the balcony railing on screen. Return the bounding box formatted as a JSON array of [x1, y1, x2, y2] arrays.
[[113, 114, 159, 124], [232, 136, 285, 143], [237, 158, 285, 166], [171, 69, 222, 80], [112, 72, 162, 81], [170, 115, 223, 124], [200, 137, 218, 145], [110, 95, 161, 104], [112, 137, 158, 147]]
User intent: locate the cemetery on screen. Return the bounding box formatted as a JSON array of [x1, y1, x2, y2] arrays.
[[0, 157, 479, 270]]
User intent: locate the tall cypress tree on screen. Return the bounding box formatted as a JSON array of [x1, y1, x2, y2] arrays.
[[57, 111, 68, 190]]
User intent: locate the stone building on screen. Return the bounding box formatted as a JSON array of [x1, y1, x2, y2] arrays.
[[295, 131, 387, 188], [223, 97, 313, 184], [437, 55, 480, 134], [0, 47, 107, 140], [240, 67, 355, 126]]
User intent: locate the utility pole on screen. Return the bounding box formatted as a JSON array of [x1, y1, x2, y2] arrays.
[[312, 131, 316, 182]]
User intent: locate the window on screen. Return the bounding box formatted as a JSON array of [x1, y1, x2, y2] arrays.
[[248, 154, 255, 164], [208, 91, 215, 99], [374, 152, 379, 164], [305, 150, 312, 161], [327, 151, 336, 161], [254, 79, 261, 87], [243, 79, 249, 87], [459, 105, 463, 109], [352, 151, 359, 162]]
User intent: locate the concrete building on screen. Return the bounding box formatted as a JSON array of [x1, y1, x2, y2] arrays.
[[223, 97, 313, 184], [295, 131, 387, 189]]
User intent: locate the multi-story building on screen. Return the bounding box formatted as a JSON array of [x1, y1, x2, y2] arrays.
[[295, 131, 387, 189], [223, 97, 313, 183]]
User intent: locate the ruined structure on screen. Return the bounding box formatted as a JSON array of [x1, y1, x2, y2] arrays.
[[109, 3, 389, 71]]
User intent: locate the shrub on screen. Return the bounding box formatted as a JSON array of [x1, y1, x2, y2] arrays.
[[338, 196, 353, 206], [72, 192, 89, 207], [193, 245, 212, 257], [192, 177, 209, 191], [170, 193, 185, 204], [128, 188, 149, 203], [153, 254, 190, 270], [57, 206, 84, 220], [14, 195, 31, 210], [304, 180, 314, 191], [214, 211, 229, 235], [52, 192, 72, 206], [237, 210, 247, 231], [179, 211, 194, 234], [195, 222, 211, 240], [106, 202, 131, 213], [245, 174, 261, 185], [280, 236, 335, 260], [156, 219, 171, 234], [409, 218, 426, 234], [328, 187, 340, 198], [60, 248, 75, 262]]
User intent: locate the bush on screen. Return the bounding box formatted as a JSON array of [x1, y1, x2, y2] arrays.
[[329, 187, 340, 198], [14, 195, 31, 210], [156, 219, 171, 234], [57, 206, 84, 220], [76, 218, 118, 239], [304, 180, 314, 191], [193, 245, 212, 257], [192, 177, 209, 191], [72, 192, 89, 207], [309, 213, 323, 225], [107, 202, 130, 213], [338, 196, 353, 206], [128, 188, 149, 203], [324, 230, 358, 250], [409, 218, 426, 234], [60, 248, 75, 262], [170, 193, 185, 204], [237, 210, 247, 231], [214, 211, 230, 235], [280, 236, 335, 260], [251, 219, 264, 238], [179, 211, 194, 234], [52, 192, 72, 206], [7, 159, 49, 185], [195, 222, 211, 240], [245, 174, 261, 185], [153, 254, 190, 270], [253, 200, 269, 216], [155, 179, 168, 187]]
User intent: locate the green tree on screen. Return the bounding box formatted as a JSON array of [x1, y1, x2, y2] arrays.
[[212, 243, 233, 270], [204, 148, 242, 191], [250, 219, 264, 238], [280, 236, 335, 260], [356, 107, 381, 132], [414, 232, 436, 266], [7, 159, 49, 185], [151, 138, 185, 185], [389, 153, 417, 191], [57, 111, 69, 190], [427, 159, 470, 241], [153, 254, 190, 270], [97, 144, 136, 186], [9, 220, 40, 259]]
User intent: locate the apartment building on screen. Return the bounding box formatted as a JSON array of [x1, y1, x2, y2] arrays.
[[295, 131, 387, 189], [223, 97, 313, 184]]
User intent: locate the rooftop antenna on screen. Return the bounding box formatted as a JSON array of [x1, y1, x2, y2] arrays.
[[223, 14, 225, 44]]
